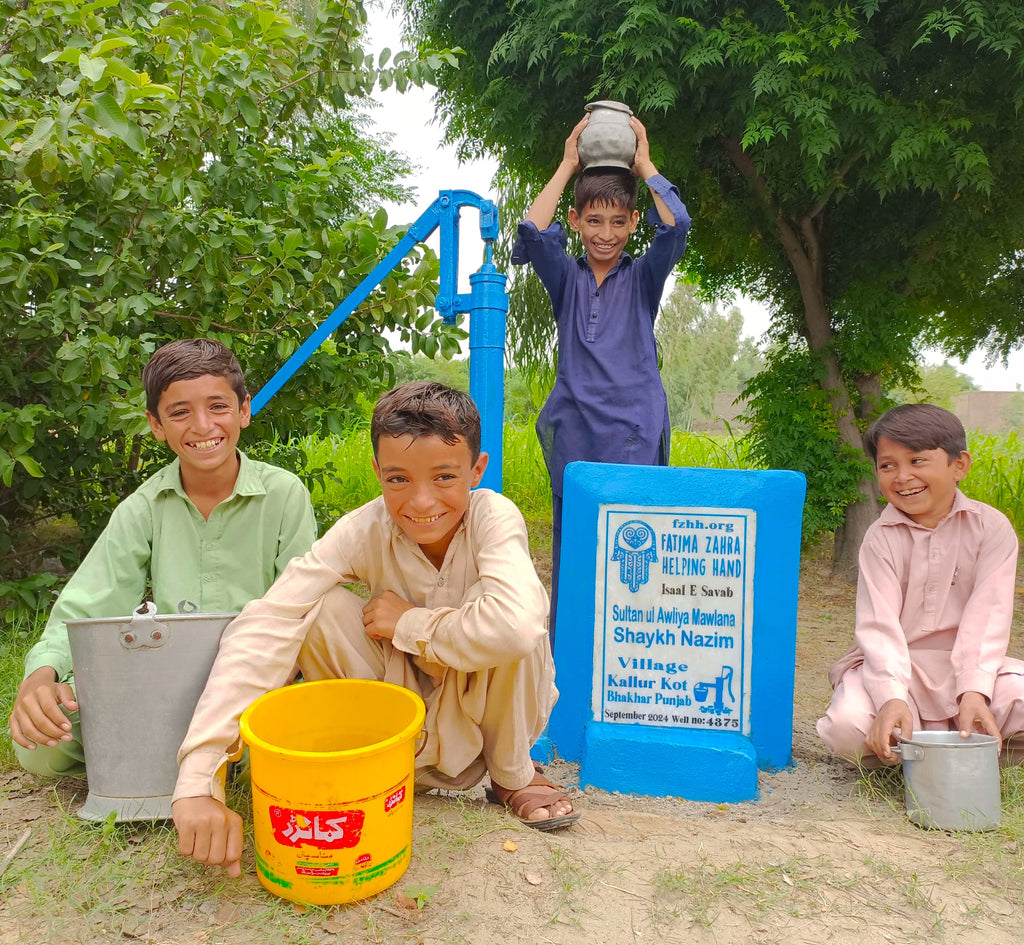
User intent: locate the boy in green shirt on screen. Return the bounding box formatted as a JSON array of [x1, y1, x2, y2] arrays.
[[9, 339, 317, 777]]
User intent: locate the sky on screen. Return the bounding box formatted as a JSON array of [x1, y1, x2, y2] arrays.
[[362, 5, 1022, 392]]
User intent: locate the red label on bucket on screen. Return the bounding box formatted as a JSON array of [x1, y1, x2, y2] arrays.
[[384, 786, 406, 812], [269, 806, 365, 849], [295, 866, 340, 877]]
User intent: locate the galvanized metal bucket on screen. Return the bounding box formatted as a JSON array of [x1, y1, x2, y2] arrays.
[[66, 602, 237, 822], [895, 731, 1001, 831]]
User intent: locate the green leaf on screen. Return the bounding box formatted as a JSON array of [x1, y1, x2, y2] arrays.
[[79, 53, 108, 83], [18, 116, 56, 156], [91, 37, 137, 57], [238, 95, 260, 128], [16, 454, 44, 478], [91, 91, 145, 152]]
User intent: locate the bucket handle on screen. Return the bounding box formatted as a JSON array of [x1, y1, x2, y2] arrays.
[[120, 601, 170, 650], [893, 742, 925, 762]]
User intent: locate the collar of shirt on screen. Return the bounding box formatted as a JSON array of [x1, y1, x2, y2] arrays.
[[149, 450, 266, 502], [575, 252, 633, 275], [877, 487, 977, 530]]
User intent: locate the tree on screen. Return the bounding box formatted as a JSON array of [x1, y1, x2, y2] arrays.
[[405, 0, 1024, 575], [0, 0, 460, 595], [892, 361, 977, 410], [656, 282, 747, 430]]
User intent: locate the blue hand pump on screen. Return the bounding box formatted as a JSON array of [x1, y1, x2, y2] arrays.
[[250, 191, 508, 492]]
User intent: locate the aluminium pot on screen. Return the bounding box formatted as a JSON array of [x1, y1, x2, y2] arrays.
[[895, 731, 1001, 831]]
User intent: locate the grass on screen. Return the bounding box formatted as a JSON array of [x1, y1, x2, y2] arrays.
[[651, 854, 817, 927], [964, 430, 1024, 536], [297, 422, 762, 526], [545, 846, 597, 927], [851, 760, 1024, 887], [4, 424, 1024, 940], [0, 613, 39, 767], [296, 422, 1024, 536]]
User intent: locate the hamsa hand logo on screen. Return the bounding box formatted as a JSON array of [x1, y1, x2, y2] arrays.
[[611, 521, 657, 593]]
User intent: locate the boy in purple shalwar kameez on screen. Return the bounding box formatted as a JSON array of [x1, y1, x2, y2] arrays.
[[511, 114, 691, 643]]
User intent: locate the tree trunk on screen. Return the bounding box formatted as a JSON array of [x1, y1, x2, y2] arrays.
[[724, 138, 879, 581]]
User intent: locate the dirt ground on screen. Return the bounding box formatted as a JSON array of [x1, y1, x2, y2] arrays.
[[3, 544, 1024, 944]]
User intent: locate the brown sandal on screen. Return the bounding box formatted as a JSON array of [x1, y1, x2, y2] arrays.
[[486, 765, 581, 831]]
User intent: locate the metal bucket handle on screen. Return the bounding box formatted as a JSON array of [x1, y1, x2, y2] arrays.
[[893, 741, 925, 762], [120, 601, 170, 650]]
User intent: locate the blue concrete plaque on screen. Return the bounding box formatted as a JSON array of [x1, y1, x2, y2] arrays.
[[546, 462, 806, 802]]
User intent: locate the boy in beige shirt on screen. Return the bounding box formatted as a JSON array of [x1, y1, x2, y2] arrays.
[[173, 381, 577, 876]]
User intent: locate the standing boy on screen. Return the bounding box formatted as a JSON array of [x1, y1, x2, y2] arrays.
[[817, 403, 1024, 765], [173, 382, 576, 878], [511, 114, 691, 643], [9, 339, 317, 776]]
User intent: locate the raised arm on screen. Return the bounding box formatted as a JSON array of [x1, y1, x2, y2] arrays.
[[631, 117, 674, 225], [524, 115, 589, 231]]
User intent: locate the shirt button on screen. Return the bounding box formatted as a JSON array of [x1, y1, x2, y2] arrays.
[[590, 312, 598, 319], [438, 577, 446, 587]]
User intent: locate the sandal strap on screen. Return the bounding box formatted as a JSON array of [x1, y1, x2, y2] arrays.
[[491, 769, 570, 819]]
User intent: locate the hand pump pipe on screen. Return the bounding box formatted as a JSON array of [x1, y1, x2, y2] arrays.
[[249, 192, 508, 492]]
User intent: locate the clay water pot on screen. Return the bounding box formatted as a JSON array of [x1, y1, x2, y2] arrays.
[[578, 101, 637, 171]]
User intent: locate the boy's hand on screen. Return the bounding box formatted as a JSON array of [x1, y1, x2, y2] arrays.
[[630, 117, 658, 180], [9, 667, 78, 750], [561, 115, 589, 174], [362, 591, 414, 641], [866, 698, 913, 763], [957, 691, 1002, 750], [173, 796, 244, 877]]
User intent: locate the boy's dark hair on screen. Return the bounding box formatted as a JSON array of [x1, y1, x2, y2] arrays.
[[864, 403, 967, 463], [143, 339, 248, 416], [574, 169, 638, 213], [371, 381, 481, 461]]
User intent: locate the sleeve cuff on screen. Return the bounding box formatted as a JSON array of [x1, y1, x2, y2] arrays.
[[866, 680, 910, 710], [23, 652, 72, 684], [174, 750, 230, 804], [511, 221, 568, 264], [391, 608, 432, 658], [644, 175, 689, 229], [957, 673, 996, 702]]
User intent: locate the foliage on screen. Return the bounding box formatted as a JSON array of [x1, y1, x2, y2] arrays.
[[963, 430, 1024, 537], [0, 0, 460, 588], [405, 0, 1024, 562], [891, 360, 977, 410], [657, 282, 761, 430], [503, 364, 555, 423], [742, 342, 868, 543], [294, 419, 760, 528], [390, 351, 470, 391]]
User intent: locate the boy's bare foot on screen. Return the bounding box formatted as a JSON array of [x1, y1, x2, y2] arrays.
[[487, 765, 580, 831]]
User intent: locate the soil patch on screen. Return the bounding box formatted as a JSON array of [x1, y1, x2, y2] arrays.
[[3, 543, 1024, 944]]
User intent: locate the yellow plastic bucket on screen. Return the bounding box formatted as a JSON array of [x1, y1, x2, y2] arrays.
[[239, 679, 426, 905]]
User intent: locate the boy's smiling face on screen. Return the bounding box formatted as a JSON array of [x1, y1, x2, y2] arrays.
[[874, 435, 971, 529], [568, 200, 639, 270], [146, 374, 251, 481], [373, 433, 488, 568]]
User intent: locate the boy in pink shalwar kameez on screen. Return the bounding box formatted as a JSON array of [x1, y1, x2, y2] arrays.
[[817, 403, 1024, 766]]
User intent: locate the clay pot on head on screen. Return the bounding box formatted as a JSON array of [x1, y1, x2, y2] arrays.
[[578, 101, 637, 171]]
